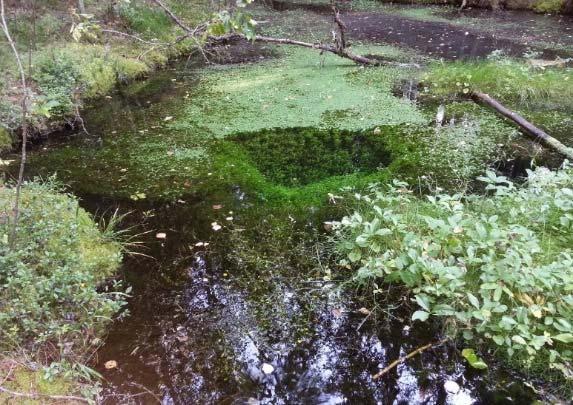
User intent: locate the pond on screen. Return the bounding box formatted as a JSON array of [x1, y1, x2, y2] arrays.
[[6, 3, 571, 403]]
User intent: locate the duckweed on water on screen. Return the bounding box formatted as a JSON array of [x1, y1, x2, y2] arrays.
[[26, 45, 520, 203]]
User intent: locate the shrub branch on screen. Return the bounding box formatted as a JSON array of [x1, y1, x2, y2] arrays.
[[0, 0, 29, 243]]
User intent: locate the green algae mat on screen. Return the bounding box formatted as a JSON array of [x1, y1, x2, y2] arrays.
[[23, 45, 515, 203]]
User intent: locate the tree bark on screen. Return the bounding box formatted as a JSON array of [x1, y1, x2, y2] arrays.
[[471, 91, 573, 160], [564, 0, 573, 15]]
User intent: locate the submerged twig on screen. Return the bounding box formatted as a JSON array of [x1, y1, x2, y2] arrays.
[[372, 338, 449, 380]]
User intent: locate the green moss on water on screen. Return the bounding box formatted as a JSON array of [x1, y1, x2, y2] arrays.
[[171, 47, 427, 136], [234, 127, 392, 186], [28, 45, 430, 201]]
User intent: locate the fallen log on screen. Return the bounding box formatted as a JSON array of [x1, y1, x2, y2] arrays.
[[471, 91, 573, 160]]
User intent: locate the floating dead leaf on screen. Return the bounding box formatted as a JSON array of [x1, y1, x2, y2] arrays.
[[211, 222, 222, 231], [373, 127, 381, 135], [104, 360, 117, 369], [358, 307, 371, 316], [332, 308, 343, 318], [163, 116, 173, 121], [156, 232, 167, 239], [212, 204, 223, 210]]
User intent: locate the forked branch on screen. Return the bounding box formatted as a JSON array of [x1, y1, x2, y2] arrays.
[[149, 0, 420, 68]]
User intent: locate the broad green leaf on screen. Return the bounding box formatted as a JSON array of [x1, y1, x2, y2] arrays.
[[412, 310, 430, 322], [461, 348, 488, 370], [553, 333, 573, 343]]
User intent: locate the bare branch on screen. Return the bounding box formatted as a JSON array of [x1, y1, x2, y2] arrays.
[[208, 33, 420, 68], [101, 28, 169, 45], [471, 91, 573, 159], [372, 338, 449, 380], [150, 0, 194, 34]]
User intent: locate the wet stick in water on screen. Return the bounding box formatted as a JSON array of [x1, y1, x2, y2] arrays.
[[471, 91, 573, 160], [372, 338, 449, 380]]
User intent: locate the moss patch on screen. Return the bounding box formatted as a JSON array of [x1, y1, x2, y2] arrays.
[[234, 127, 392, 186], [0, 362, 77, 404], [0, 126, 12, 153]]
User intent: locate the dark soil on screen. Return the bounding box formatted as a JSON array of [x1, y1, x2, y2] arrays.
[[206, 39, 280, 64], [442, 7, 573, 51]]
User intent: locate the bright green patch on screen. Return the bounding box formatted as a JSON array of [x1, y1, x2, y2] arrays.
[[423, 59, 573, 110], [234, 127, 391, 186], [173, 47, 426, 136], [533, 0, 565, 13]]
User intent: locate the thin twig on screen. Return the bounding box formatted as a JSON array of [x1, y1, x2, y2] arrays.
[[0, 385, 90, 403], [372, 338, 449, 380], [150, 0, 194, 34], [1, 0, 28, 244], [128, 382, 162, 404], [101, 28, 169, 45]]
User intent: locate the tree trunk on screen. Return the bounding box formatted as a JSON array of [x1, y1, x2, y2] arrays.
[[78, 0, 85, 13], [564, 0, 573, 15], [471, 91, 573, 160]]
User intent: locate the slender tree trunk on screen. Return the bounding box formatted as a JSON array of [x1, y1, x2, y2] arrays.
[[1, 0, 29, 243], [564, 0, 573, 15], [78, 0, 86, 13]]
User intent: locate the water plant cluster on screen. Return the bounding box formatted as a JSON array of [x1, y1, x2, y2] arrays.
[[332, 163, 573, 379]]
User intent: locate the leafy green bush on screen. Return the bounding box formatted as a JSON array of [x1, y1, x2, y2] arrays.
[[533, 0, 565, 13], [0, 181, 126, 354], [0, 126, 12, 153], [32, 50, 79, 118], [332, 164, 573, 378]]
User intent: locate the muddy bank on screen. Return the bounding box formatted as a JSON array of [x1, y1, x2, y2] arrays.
[[343, 11, 571, 59]]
